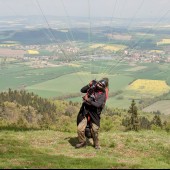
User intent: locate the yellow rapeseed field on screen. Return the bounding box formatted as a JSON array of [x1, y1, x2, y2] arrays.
[[90, 44, 127, 51], [27, 50, 39, 54], [149, 50, 164, 54], [103, 44, 127, 51], [128, 79, 170, 95], [157, 39, 170, 45], [90, 44, 105, 48]]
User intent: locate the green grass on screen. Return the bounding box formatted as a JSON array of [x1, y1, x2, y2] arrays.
[[0, 130, 169, 169]]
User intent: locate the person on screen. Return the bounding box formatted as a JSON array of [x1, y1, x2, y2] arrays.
[[102, 77, 109, 100], [76, 78, 109, 149]]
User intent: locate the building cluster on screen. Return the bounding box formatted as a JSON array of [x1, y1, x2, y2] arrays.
[[123, 50, 170, 63], [14, 44, 79, 54], [1, 43, 170, 64]]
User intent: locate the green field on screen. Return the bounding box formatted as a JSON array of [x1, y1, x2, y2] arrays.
[[26, 73, 133, 95], [1, 59, 170, 110], [0, 62, 80, 91]]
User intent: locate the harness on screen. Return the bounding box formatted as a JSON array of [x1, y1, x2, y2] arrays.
[[85, 113, 92, 138]]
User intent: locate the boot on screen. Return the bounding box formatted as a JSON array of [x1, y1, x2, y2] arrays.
[[94, 139, 100, 149], [75, 142, 86, 149], [95, 144, 101, 150], [93, 135, 100, 149]]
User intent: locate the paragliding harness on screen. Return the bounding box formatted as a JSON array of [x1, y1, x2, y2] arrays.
[[85, 111, 93, 138]]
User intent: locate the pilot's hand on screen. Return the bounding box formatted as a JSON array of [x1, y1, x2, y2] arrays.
[[89, 80, 97, 87], [83, 94, 91, 104]]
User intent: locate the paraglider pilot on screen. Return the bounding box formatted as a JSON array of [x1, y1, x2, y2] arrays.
[[76, 78, 109, 149]]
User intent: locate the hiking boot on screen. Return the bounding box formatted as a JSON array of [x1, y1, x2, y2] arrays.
[[75, 142, 86, 148], [94, 145, 101, 150], [92, 135, 100, 149]]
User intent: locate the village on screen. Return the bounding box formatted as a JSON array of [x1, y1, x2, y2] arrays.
[[0, 42, 170, 69]]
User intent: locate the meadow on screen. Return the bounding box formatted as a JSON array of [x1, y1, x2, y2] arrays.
[[0, 130, 169, 169]]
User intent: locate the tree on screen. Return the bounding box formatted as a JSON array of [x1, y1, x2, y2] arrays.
[[151, 114, 162, 128], [128, 99, 140, 131], [140, 116, 151, 130]]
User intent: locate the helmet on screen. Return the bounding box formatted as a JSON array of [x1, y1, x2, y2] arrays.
[[102, 77, 109, 87], [98, 79, 107, 88]]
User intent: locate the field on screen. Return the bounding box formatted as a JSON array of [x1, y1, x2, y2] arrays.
[[27, 50, 39, 54], [0, 48, 26, 57], [0, 41, 19, 47], [149, 50, 164, 54], [143, 100, 170, 115], [1, 58, 170, 110], [90, 43, 127, 52], [106, 33, 132, 40], [0, 130, 169, 169], [128, 79, 170, 95], [157, 39, 170, 46]]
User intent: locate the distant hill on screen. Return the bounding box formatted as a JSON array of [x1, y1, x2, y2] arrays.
[[1, 25, 170, 46], [1, 28, 106, 45]]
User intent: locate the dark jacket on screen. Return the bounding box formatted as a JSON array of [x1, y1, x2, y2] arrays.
[[77, 84, 106, 127]]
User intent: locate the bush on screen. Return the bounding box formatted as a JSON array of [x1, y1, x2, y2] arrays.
[[151, 124, 162, 131], [165, 122, 170, 133], [100, 116, 114, 132]]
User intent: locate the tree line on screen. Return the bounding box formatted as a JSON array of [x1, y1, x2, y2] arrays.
[[0, 89, 169, 132]]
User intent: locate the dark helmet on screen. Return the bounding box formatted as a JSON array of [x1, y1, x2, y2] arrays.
[[98, 79, 107, 88], [101, 77, 109, 87]]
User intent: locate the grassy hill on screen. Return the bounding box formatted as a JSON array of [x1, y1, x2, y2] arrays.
[[0, 89, 170, 169], [0, 130, 169, 169]]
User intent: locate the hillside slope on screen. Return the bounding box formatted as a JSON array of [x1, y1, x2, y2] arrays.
[[143, 100, 170, 115], [0, 130, 169, 169]]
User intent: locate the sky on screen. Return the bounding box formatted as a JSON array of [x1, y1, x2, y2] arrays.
[[0, 0, 170, 19]]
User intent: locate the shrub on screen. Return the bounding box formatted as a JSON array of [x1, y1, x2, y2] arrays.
[[165, 122, 170, 133]]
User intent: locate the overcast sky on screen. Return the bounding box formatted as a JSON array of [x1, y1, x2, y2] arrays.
[[0, 0, 170, 19]]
